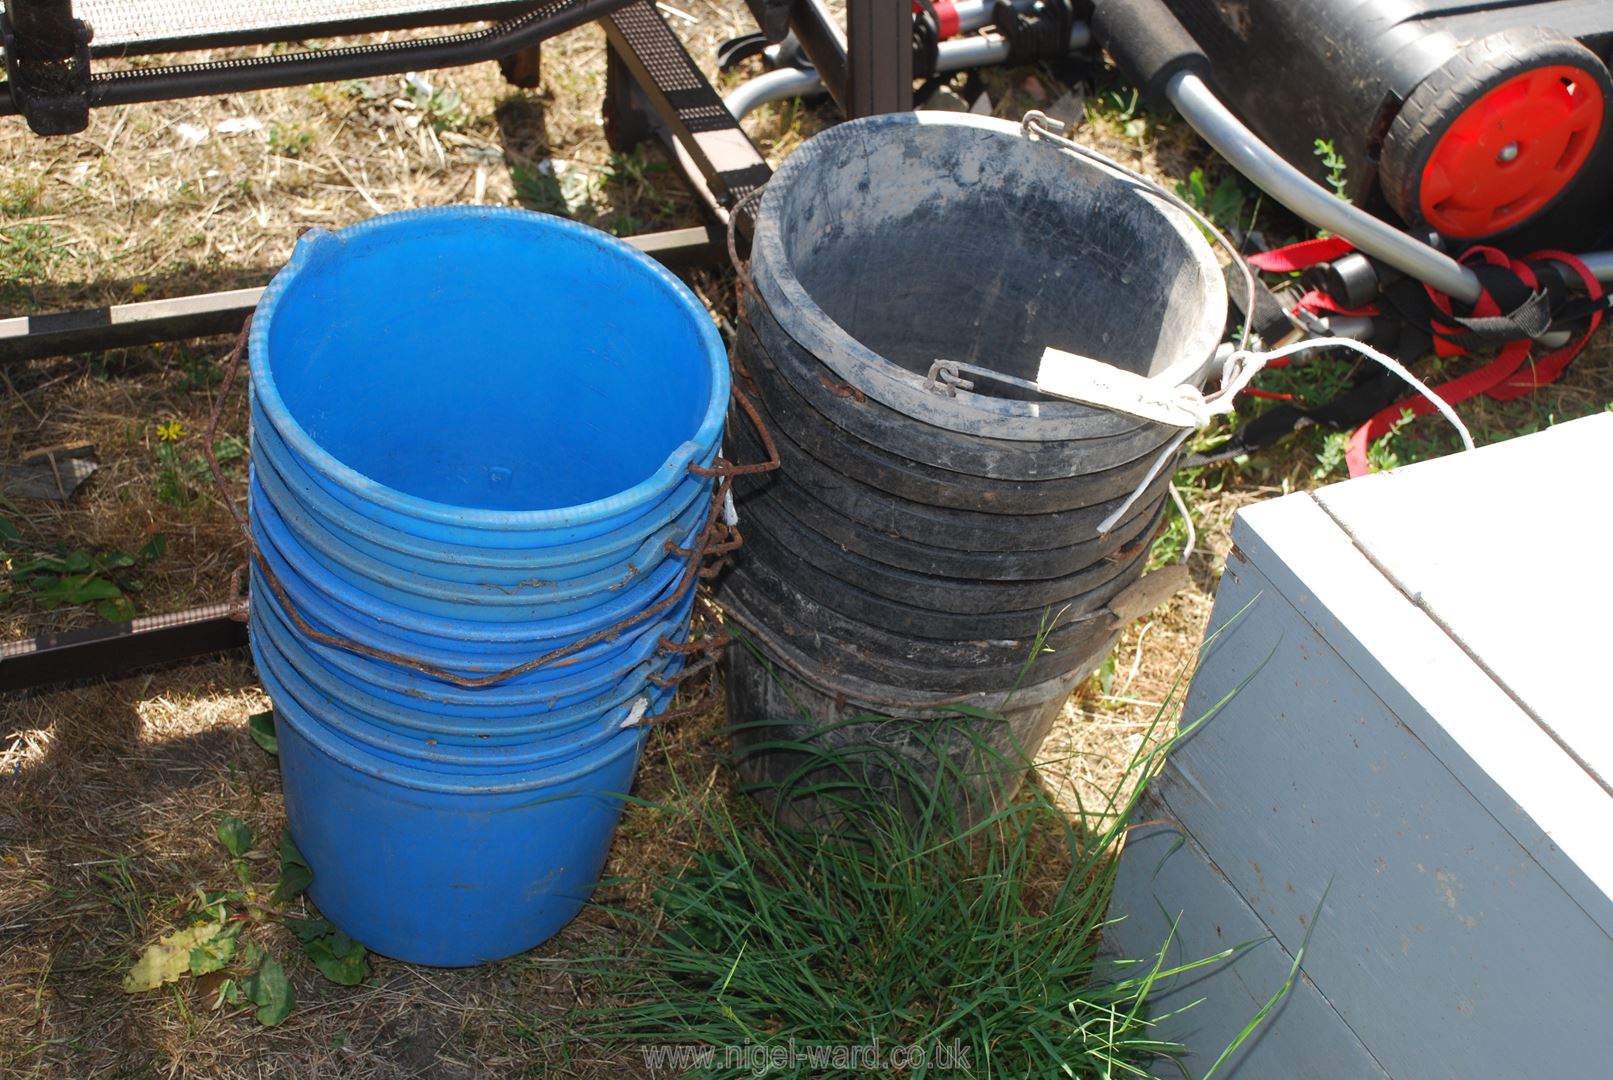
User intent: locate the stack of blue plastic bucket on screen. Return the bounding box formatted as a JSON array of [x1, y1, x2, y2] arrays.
[[245, 208, 730, 966]]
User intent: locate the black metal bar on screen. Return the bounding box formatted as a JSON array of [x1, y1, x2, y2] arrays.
[[751, 0, 858, 111], [603, 2, 772, 211], [0, 287, 263, 363], [846, 0, 912, 118], [0, 0, 631, 116], [0, 225, 725, 363], [0, 603, 248, 693]]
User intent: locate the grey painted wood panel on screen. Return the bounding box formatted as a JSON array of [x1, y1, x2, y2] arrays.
[[1312, 412, 1613, 790], [1105, 419, 1613, 1078], [1105, 800, 1392, 1079]]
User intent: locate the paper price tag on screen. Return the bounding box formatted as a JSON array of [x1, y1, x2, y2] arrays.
[[1035, 347, 1198, 427]]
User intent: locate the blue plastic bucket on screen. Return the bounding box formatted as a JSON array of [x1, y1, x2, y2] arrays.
[[251, 568, 697, 718], [249, 208, 729, 541], [249, 433, 714, 587], [247, 208, 730, 964], [254, 629, 674, 770], [251, 506, 693, 679], [252, 589, 687, 742], [252, 475, 704, 621], [272, 683, 646, 966]]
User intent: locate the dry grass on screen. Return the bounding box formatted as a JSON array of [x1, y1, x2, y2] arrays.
[[3, 3, 1612, 1075]]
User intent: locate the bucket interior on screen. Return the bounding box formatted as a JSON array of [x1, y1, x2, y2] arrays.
[[261, 212, 719, 512], [764, 119, 1221, 397]]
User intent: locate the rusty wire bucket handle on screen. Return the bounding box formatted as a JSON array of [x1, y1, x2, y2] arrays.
[[203, 311, 778, 692], [726, 185, 766, 301]]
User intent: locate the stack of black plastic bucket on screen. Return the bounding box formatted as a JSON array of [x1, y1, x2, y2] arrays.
[[717, 112, 1227, 828]]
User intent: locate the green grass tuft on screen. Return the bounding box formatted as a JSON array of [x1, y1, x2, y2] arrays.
[[570, 662, 1270, 1078]]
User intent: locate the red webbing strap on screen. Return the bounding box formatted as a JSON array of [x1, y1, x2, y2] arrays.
[[1243, 241, 1601, 468], [1487, 251, 1605, 400], [1246, 235, 1354, 274], [1335, 249, 1600, 477]]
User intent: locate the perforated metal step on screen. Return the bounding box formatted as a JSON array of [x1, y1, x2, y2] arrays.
[[604, 1, 770, 209]]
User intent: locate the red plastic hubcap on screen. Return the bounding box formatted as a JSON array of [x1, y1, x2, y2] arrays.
[[1418, 64, 1605, 237]]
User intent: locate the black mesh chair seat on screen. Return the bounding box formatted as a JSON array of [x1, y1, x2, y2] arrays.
[[74, 0, 553, 56]]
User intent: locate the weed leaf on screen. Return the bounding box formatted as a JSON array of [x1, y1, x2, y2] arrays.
[[187, 922, 241, 975], [241, 955, 295, 1026], [272, 832, 313, 904], [303, 930, 369, 986], [248, 710, 278, 755], [282, 916, 335, 944], [122, 921, 231, 992], [217, 816, 252, 858]]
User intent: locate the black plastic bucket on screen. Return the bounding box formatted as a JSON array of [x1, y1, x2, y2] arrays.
[[739, 296, 1177, 482], [733, 514, 1144, 651], [725, 618, 1105, 833], [739, 315, 1173, 514], [717, 555, 1119, 692], [725, 411, 1170, 553], [718, 111, 1226, 832], [745, 112, 1226, 443]]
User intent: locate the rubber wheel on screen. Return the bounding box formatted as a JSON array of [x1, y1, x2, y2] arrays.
[[1380, 27, 1612, 240]]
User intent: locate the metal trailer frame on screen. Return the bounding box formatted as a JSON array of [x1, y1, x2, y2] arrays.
[[0, 0, 908, 692], [11, 0, 1609, 690]]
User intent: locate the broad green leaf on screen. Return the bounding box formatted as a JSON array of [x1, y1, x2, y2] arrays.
[[188, 922, 241, 975], [198, 972, 238, 1010], [282, 916, 335, 944], [122, 921, 230, 992], [283, 914, 369, 984], [241, 955, 294, 1026], [212, 436, 247, 464], [248, 710, 278, 754], [272, 832, 312, 904], [279, 831, 308, 870], [96, 596, 135, 622], [217, 816, 253, 858], [33, 574, 122, 606], [139, 533, 167, 562], [302, 929, 368, 986], [10, 555, 65, 574], [0, 517, 20, 543], [271, 862, 312, 905]]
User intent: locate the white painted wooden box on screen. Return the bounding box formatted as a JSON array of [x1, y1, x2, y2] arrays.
[[1103, 412, 1613, 1079]]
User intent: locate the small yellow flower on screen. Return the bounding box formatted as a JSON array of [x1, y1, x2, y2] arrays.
[[157, 420, 186, 442], [131, 282, 149, 298]]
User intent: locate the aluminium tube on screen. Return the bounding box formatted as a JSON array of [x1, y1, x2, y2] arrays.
[[725, 23, 1091, 120], [1166, 70, 1483, 304]]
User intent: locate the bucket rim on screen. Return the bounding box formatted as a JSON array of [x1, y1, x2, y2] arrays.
[[267, 663, 648, 795], [749, 112, 1228, 437], [249, 472, 701, 612], [250, 465, 695, 649], [251, 631, 656, 770], [249, 206, 730, 530]]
